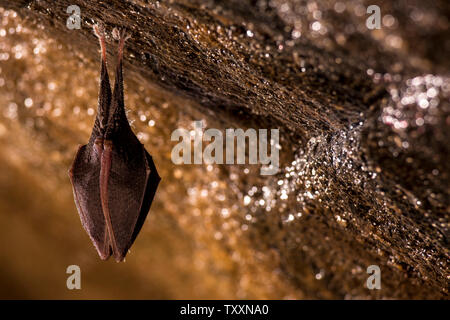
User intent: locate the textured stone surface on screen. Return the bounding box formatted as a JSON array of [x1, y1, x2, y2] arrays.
[[0, 0, 448, 298]]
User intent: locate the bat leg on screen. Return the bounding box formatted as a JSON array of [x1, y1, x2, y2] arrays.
[[93, 23, 112, 131], [93, 24, 107, 63], [112, 28, 131, 64], [107, 27, 130, 132]]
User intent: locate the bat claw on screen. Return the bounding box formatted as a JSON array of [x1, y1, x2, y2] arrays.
[[112, 27, 120, 40], [93, 23, 106, 39], [112, 27, 131, 62], [122, 31, 131, 42], [112, 28, 131, 42], [93, 23, 107, 62]]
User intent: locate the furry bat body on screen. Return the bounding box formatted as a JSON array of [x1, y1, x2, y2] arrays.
[[69, 25, 160, 262]]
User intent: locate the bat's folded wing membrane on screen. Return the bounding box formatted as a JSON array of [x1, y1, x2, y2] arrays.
[[130, 148, 161, 246], [69, 145, 111, 260], [107, 144, 159, 261]]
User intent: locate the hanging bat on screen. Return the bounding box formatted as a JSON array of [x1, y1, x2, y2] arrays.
[[69, 24, 160, 262]]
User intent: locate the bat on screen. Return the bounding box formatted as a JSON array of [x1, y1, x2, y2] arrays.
[[68, 24, 161, 262]]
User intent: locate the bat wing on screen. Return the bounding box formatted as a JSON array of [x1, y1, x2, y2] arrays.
[[69, 145, 111, 260], [129, 148, 161, 246], [106, 144, 160, 261]]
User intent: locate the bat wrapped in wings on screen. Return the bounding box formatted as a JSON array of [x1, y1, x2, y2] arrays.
[[69, 25, 160, 262]]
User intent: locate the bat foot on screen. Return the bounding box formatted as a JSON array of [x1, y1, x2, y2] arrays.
[[112, 28, 131, 61], [93, 23, 107, 62], [93, 23, 105, 39], [112, 28, 120, 40], [112, 28, 131, 42]]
